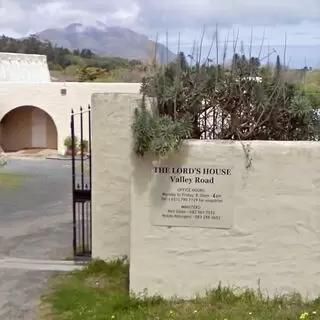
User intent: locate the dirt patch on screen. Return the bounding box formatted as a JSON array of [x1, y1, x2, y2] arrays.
[[6, 149, 59, 158], [20, 148, 46, 154], [36, 301, 53, 320]]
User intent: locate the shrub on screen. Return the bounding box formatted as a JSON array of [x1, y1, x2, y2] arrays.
[[132, 96, 193, 157], [64, 136, 78, 151], [79, 139, 89, 152], [0, 156, 7, 167], [132, 43, 320, 158]]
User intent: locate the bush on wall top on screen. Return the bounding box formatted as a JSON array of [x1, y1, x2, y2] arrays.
[[131, 36, 320, 157], [132, 95, 193, 157]]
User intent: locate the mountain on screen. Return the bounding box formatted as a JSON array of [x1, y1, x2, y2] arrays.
[[35, 22, 176, 62]]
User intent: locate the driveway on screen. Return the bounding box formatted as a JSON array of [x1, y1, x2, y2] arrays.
[[0, 158, 75, 319]]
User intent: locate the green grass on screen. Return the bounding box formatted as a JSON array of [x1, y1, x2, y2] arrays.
[[0, 172, 28, 188], [42, 259, 320, 320], [306, 70, 320, 86]]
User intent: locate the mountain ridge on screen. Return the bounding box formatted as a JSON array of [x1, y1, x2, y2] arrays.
[[35, 22, 176, 62]]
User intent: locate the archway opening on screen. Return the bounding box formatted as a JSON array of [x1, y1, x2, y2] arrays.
[[0, 106, 58, 152]]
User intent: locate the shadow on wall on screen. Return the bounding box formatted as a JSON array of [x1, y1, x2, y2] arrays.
[[0, 105, 58, 152]]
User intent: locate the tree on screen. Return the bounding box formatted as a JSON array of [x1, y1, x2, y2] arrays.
[[0, 35, 144, 78], [77, 67, 106, 82], [176, 52, 188, 71], [274, 55, 281, 82], [80, 49, 94, 58]]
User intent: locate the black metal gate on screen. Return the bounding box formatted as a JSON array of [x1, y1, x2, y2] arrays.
[[70, 106, 92, 258]]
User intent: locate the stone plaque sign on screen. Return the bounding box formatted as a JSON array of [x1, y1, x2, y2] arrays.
[[151, 166, 234, 229]]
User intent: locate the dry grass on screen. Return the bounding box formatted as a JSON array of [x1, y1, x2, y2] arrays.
[[36, 301, 53, 320], [0, 172, 28, 189]]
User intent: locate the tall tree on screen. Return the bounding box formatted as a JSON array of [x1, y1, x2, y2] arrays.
[[274, 55, 281, 81]]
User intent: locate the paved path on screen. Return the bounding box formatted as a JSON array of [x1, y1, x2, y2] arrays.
[[0, 158, 76, 319]]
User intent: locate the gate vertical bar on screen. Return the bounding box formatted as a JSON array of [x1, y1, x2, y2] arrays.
[[71, 109, 77, 256], [80, 106, 84, 188], [79, 107, 85, 254], [88, 104, 92, 252], [88, 105, 92, 189], [71, 106, 92, 259]]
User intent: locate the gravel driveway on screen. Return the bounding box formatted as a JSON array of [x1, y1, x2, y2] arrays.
[[0, 158, 75, 319]]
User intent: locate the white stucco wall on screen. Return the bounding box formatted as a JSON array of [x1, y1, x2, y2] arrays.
[[91, 93, 141, 260], [130, 140, 320, 299], [0, 53, 51, 82], [0, 83, 140, 154], [89, 92, 320, 299]]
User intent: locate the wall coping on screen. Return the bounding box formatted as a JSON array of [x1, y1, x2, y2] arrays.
[[183, 139, 320, 148]]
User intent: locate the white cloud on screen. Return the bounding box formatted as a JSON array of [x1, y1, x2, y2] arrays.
[[0, 0, 319, 46], [0, 1, 24, 24]]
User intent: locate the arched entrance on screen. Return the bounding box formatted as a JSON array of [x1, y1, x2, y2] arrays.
[[0, 106, 58, 152]]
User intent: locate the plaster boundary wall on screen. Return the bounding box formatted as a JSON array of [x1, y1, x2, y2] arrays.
[[90, 92, 320, 299], [130, 139, 320, 299], [91, 92, 142, 260]]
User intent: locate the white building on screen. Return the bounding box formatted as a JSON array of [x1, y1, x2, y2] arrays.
[[0, 53, 140, 154]]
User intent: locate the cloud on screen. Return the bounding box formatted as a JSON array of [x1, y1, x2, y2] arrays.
[[1, 0, 320, 30], [0, 0, 319, 47], [137, 0, 320, 29]]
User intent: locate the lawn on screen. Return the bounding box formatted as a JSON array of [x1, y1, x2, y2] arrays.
[[0, 172, 27, 188], [41, 259, 320, 320]]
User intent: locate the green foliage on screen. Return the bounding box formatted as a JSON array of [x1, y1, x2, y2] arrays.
[[64, 136, 77, 150], [0, 35, 145, 81], [305, 84, 320, 109], [289, 90, 313, 116], [274, 55, 282, 81], [0, 158, 6, 167], [232, 53, 261, 77], [77, 66, 106, 82], [131, 96, 193, 157], [64, 136, 89, 152], [79, 139, 89, 151], [43, 259, 320, 320], [135, 51, 320, 156]]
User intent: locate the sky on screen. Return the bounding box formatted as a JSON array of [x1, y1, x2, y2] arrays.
[[0, 0, 319, 67]]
